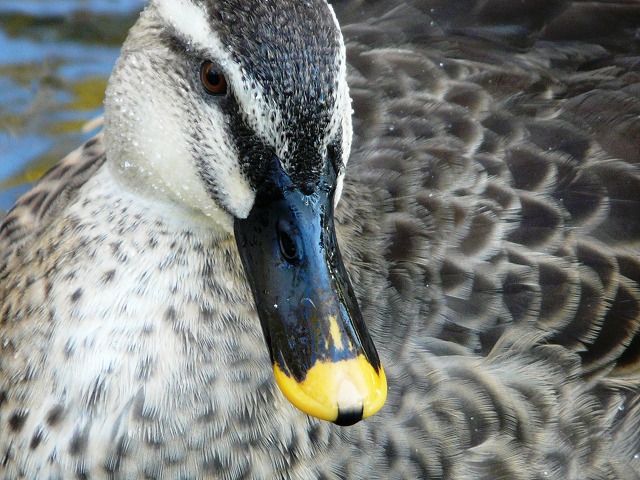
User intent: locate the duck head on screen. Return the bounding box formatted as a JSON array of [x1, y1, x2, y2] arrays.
[[103, 0, 386, 425]]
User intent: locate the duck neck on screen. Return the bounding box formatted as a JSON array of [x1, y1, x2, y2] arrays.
[[45, 162, 324, 461]]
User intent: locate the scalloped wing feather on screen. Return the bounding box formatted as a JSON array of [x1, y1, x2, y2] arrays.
[[334, 1, 640, 476]]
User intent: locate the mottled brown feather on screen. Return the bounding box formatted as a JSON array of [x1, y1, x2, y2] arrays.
[[1, 1, 639, 478]]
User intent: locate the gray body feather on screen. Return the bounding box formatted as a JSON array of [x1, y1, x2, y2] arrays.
[[1, 1, 639, 478]]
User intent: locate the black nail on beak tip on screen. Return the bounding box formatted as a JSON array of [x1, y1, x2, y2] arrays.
[[334, 406, 364, 427]]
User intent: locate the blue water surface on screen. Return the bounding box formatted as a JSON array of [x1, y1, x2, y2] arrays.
[[0, 0, 143, 212], [1, 0, 142, 16]]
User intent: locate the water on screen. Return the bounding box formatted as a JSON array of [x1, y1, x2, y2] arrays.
[[0, 0, 143, 213]]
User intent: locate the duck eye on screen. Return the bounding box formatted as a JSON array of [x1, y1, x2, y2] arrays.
[[200, 61, 227, 95]]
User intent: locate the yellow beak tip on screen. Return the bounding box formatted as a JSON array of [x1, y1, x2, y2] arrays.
[[273, 355, 387, 425]]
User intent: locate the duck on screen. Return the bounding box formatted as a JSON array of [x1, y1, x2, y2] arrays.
[[1, 0, 640, 478]]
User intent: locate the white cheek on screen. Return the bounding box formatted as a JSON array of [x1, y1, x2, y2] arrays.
[[334, 67, 353, 208], [325, 6, 352, 208], [138, 99, 232, 219], [105, 53, 254, 228], [334, 171, 345, 207], [335, 83, 351, 209], [340, 90, 353, 166]]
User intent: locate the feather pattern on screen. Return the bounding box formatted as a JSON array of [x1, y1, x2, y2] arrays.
[[1, 0, 639, 478]]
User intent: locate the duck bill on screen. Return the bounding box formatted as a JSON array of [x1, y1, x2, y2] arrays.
[[234, 157, 386, 426]]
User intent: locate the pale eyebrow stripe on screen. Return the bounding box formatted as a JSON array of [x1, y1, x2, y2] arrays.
[[155, 0, 214, 50]]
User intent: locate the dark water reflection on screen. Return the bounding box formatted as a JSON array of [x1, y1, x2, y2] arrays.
[[0, 0, 142, 212]]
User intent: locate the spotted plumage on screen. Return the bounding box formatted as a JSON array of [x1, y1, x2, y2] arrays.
[[1, 0, 640, 478]]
